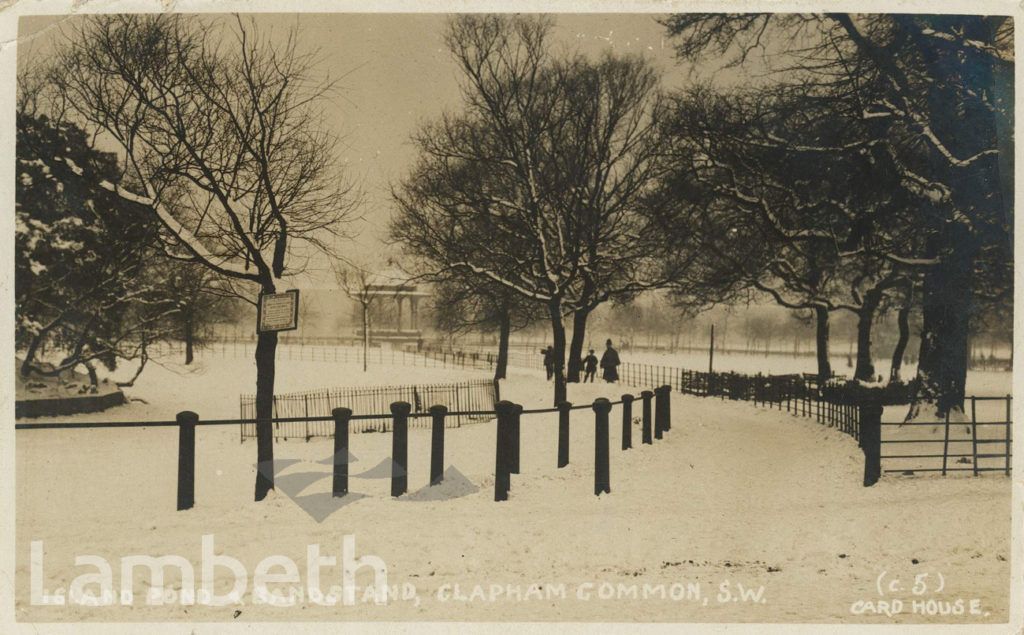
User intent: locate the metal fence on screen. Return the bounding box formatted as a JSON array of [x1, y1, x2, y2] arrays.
[[239, 378, 497, 440], [619, 362, 685, 391], [880, 395, 1012, 476], [677, 369, 861, 441], [677, 368, 1011, 478], [168, 337, 533, 373]]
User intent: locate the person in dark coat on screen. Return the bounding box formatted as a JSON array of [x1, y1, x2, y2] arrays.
[[600, 339, 620, 383], [583, 349, 598, 382], [542, 346, 554, 381]]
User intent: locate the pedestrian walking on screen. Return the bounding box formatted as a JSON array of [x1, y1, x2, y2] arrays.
[[583, 349, 598, 382], [600, 339, 620, 383]]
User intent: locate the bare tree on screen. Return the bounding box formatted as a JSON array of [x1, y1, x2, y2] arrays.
[[157, 261, 239, 365], [333, 259, 380, 372], [393, 15, 673, 405], [661, 13, 1013, 418], [655, 78, 936, 384], [432, 276, 542, 384], [49, 15, 357, 500]]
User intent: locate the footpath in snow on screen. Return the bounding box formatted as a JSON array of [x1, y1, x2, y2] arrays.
[[14, 354, 1011, 624]]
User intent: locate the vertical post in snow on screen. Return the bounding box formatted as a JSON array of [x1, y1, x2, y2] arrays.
[[661, 384, 672, 431], [429, 405, 447, 486], [332, 407, 352, 497], [304, 394, 310, 441], [176, 411, 197, 511], [621, 394, 633, 450], [708, 324, 715, 375], [390, 401, 410, 497], [641, 390, 653, 445], [942, 409, 950, 477], [654, 386, 665, 440], [557, 401, 572, 468], [593, 398, 611, 496], [860, 400, 883, 486], [494, 401, 515, 501], [971, 396, 979, 477], [1006, 395, 1012, 476], [510, 404, 522, 474]]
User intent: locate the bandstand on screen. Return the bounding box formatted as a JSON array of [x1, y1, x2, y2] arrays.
[[363, 268, 429, 346]]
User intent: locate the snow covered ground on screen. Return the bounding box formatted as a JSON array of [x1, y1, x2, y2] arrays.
[[12, 350, 1013, 625]]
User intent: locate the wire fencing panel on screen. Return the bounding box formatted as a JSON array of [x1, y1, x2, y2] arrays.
[[240, 378, 497, 439]]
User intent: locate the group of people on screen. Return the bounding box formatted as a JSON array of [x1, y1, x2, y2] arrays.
[[541, 339, 620, 383]]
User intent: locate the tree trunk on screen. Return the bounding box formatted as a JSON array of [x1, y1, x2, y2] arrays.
[[184, 317, 194, 365], [889, 305, 911, 383], [566, 307, 590, 383], [910, 293, 970, 419], [116, 344, 149, 388], [814, 306, 832, 383], [254, 328, 278, 501], [548, 300, 567, 407], [854, 292, 882, 382], [20, 332, 47, 377], [909, 228, 973, 420], [494, 306, 511, 382], [907, 16, 994, 420], [83, 361, 99, 387]]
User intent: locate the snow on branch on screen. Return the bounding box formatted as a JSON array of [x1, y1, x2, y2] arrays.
[[60, 156, 262, 282]]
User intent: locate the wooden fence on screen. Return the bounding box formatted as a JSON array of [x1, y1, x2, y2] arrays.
[[239, 378, 497, 439]]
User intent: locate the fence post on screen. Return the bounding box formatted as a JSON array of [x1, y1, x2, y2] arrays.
[[641, 390, 653, 444], [654, 386, 666, 440], [942, 409, 951, 476], [332, 407, 352, 497], [511, 404, 522, 474], [593, 398, 611, 496], [390, 401, 411, 497], [429, 405, 447, 486], [971, 396, 979, 477], [494, 401, 515, 501], [621, 394, 634, 450], [663, 384, 672, 431], [455, 384, 462, 427], [1006, 395, 1012, 477], [176, 411, 197, 511], [304, 394, 311, 441], [859, 400, 883, 486], [557, 401, 572, 468]]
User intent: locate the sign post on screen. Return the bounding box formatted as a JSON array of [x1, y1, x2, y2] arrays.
[[257, 290, 300, 333]]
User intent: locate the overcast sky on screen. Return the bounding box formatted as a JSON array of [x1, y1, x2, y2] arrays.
[[18, 13, 713, 286]]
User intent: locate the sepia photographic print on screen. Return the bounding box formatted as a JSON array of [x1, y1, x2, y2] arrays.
[[4, 1, 1020, 632]]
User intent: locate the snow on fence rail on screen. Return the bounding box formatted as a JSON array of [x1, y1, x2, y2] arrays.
[[238, 378, 497, 439], [14, 385, 676, 511]]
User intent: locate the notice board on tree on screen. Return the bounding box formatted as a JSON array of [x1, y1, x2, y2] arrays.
[[257, 290, 300, 333]]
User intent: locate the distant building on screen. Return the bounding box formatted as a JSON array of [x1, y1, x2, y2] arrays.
[[362, 268, 431, 346]]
